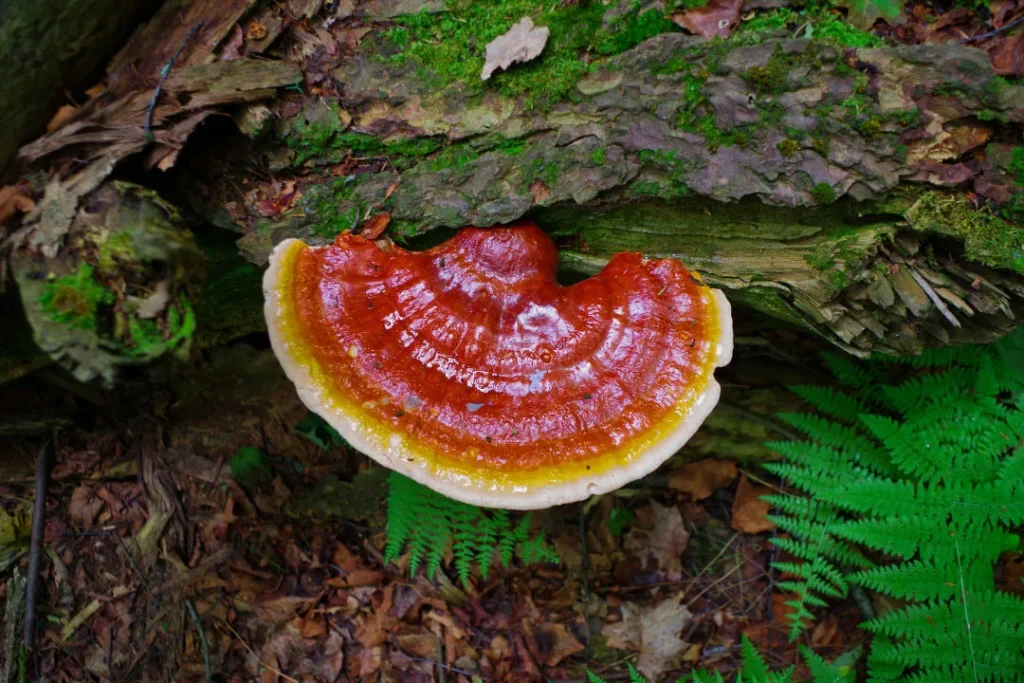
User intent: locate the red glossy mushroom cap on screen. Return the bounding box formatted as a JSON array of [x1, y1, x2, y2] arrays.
[[263, 223, 732, 509]]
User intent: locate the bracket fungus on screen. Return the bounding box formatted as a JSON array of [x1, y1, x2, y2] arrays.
[[263, 223, 732, 509]]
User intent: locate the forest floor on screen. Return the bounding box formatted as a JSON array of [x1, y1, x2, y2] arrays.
[[0, 332, 879, 683], [2, 0, 1024, 680]]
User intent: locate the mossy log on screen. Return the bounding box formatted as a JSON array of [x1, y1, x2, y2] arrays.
[[177, 20, 1024, 357], [5, 0, 1024, 386]]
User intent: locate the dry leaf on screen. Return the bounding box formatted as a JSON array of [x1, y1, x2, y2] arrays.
[[135, 280, 171, 319], [325, 568, 384, 588], [669, 458, 738, 500], [0, 185, 36, 226], [481, 17, 550, 81], [529, 180, 552, 204], [256, 180, 300, 217], [397, 633, 439, 657], [535, 622, 585, 667], [602, 595, 692, 681], [988, 34, 1024, 76], [731, 473, 775, 534], [298, 614, 328, 639], [624, 501, 690, 581], [671, 0, 743, 39], [219, 23, 246, 61], [68, 485, 104, 528], [47, 104, 80, 132], [362, 212, 391, 239]]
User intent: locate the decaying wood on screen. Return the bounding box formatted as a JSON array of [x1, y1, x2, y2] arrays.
[[3, 0, 1024, 385]]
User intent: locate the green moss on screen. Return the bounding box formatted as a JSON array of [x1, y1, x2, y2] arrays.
[[744, 46, 797, 94], [811, 135, 830, 157], [977, 109, 1010, 124], [38, 263, 113, 332], [124, 297, 195, 358], [859, 117, 882, 139], [427, 143, 481, 174], [1008, 147, 1024, 187], [385, 136, 444, 158], [804, 246, 834, 271], [95, 230, 136, 274], [590, 146, 606, 164], [812, 15, 882, 48], [307, 178, 362, 239], [907, 192, 1024, 275], [733, 8, 879, 49], [593, 8, 677, 57], [778, 138, 800, 156], [811, 183, 836, 204], [825, 269, 851, 294], [803, 233, 863, 273], [381, 0, 610, 110], [629, 148, 694, 197], [493, 136, 527, 156]]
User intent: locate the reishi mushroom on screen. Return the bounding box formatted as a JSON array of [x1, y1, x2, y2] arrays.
[[263, 223, 732, 509]]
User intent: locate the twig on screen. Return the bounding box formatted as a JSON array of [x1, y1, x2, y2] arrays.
[[684, 561, 744, 608], [144, 21, 205, 141], [23, 439, 53, 651], [186, 599, 212, 683], [220, 619, 300, 683], [959, 13, 1024, 43]]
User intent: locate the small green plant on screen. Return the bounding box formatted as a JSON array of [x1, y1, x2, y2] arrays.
[[230, 446, 272, 489], [384, 473, 558, 585], [584, 635, 858, 682], [294, 411, 348, 450], [38, 263, 114, 332], [765, 332, 1024, 680]]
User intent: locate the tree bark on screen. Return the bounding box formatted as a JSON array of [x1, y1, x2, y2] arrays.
[[180, 28, 1024, 357]]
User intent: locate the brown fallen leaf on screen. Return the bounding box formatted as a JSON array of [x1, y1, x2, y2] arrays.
[[68, 485, 104, 528], [0, 185, 35, 226], [297, 614, 328, 639], [602, 594, 692, 681], [529, 179, 552, 205], [324, 568, 384, 588], [362, 212, 391, 239], [481, 17, 550, 81], [46, 104, 80, 132], [257, 180, 301, 217], [624, 501, 690, 581], [988, 34, 1024, 76], [397, 632, 440, 657], [731, 473, 776, 534], [669, 458, 738, 500], [535, 622, 585, 667], [671, 0, 743, 39], [219, 23, 246, 62]]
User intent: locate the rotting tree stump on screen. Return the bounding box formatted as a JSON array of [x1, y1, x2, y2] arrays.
[[3, 0, 1024, 385]]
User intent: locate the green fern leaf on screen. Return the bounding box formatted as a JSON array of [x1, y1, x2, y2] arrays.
[[384, 473, 557, 585], [767, 337, 1024, 678]]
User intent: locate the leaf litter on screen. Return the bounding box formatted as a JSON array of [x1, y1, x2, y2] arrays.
[[0, 337, 870, 681]]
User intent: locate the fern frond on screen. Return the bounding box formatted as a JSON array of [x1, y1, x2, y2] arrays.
[[767, 338, 1024, 680], [739, 635, 772, 680], [822, 351, 885, 395], [787, 385, 871, 424], [384, 473, 557, 585]]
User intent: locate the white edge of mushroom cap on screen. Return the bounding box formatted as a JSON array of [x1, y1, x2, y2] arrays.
[[264, 238, 734, 510]]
